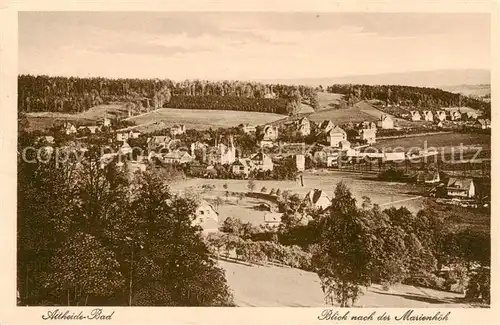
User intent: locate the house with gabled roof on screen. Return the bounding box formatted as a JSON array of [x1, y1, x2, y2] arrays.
[[357, 121, 377, 130], [423, 111, 434, 122], [467, 111, 479, 120], [377, 114, 394, 129], [193, 199, 219, 233], [163, 150, 193, 164], [476, 119, 491, 129], [449, 110, 462, 121], [207, 136, 236, 165], [410, 111, 421, 121], [147, 135, 171, 149], [435, 111, 447, 122], [232, 158, 253, 177], [249, 152, 274, 171], [242, 123, 257, 134], [416, 170, 441, 184], [303, 189, 331, 211], [170, 124, 186, 136], [326, 126, 347, 148], [446, 178, 475, 198], [318, 120, 335, 134], [296, 117, 311, 136]]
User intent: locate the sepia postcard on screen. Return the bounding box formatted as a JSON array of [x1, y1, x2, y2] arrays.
[[0, 0, 498, 324]]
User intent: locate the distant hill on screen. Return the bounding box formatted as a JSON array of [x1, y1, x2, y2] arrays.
[[440, 84, 491, 98], [257, 69, 490, 88]]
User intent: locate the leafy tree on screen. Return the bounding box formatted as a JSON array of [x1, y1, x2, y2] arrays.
[[128, 170, 234, 306], [247, 178, 256, 192], [260, 186, 267, 193], [312, 182, 375, 307]]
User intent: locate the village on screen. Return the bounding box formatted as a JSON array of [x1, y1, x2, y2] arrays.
[[32, 105, 490, 234]]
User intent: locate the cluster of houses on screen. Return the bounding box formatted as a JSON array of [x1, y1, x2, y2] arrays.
[[61, 114, 112, 135], [256, 115, 397, 150], [406, 109, 488, 126]]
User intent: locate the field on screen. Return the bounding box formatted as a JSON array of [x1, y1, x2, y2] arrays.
[[374, 133, 491, 151], [171, 171, 427, 228], [126, 107, 285, 131], [25, 104, 128, 131], [441, 84, 491, 98], [219, 260, 469, 307], [316, 92, 344, 111]]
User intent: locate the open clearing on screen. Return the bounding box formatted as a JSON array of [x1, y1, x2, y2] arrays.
[[127, 108, 285, 131], [374, 133, 491, 151], [171, 171, 426, 227], [25, 104, 128, 131], [316, 92, 344, 111], [219, 260, 468, 307]]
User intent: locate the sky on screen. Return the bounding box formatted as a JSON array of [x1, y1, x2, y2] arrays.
[[18, 12, 491, 81]]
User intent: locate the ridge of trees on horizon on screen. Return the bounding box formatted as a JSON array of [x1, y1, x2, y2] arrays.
[[326, 84, 491, 115], [18, 75, 314, 115]]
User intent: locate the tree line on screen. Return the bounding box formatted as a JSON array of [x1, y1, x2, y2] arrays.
[[18, 75, 315, 114], [326, 84, 490, 115]]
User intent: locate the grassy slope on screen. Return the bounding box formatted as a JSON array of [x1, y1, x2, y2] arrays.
[[374, 133, 491, 151], [25, 104, 128, 131], [219, 260, 468, 307], [126, 108, 285, 131]]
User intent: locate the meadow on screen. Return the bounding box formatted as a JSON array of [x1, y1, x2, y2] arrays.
[[170, 171, 427, 227], [219, 260, 468, 307], [127, 107, 285, 131]]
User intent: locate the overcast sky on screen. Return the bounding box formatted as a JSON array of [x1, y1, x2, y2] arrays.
[[18, 12, 491, 80]]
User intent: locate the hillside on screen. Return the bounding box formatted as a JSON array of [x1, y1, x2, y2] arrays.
[[220, 260, 468, 307], [126, 107, 284, 131], [440, 84, 491, 98]]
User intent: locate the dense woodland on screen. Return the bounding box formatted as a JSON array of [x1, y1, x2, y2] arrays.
[[326, 84, 491, 115], [18, 75, 314, 115]]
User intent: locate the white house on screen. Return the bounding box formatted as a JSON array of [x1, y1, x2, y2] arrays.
[[207, 136, 236, 165], [250, 152, 274, 171], [449, 111, 462, 121], [435, 111, 447, 121], [476, 119, 491, 129], [423, 111, 434, 122], [262, 125, 279, 141], [193, 200, 219, 233], [446, 178, 475, 198], [163, 150, 193, 164], [296, 154, 305, 171], [327, 126, 347, 147], [318, 120, 335, 134], [357, 128, 376, 144], [377, 115, 394, 129], [410, 111, 421, 121], [170, 124, 186, 136], [102, 112, 112, 127], [296, 117, 311, 136], [63, 122, 77, 135], [242, 124, 257, 134], [232, 158, 253, 177], [303, 189, 331, 211]]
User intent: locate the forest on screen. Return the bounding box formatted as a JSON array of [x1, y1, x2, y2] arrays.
[[326, 84, 491, 115], [18, 75, 314, 115]]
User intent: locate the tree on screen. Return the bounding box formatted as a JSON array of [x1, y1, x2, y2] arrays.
[[260, 186, 267, 193], [236, 192, 245, 205], [223, 183, 229, 202], [312, 183, 375, 307], [129, 170, 234, 306], [247, 178, 256, 192], [215, 196, 224, 212]]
